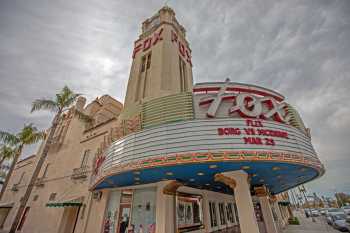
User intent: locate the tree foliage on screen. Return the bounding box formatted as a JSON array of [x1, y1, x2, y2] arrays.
[[0, 124, 45, 148]]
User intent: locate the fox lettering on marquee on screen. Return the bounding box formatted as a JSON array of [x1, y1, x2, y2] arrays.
[[199, 79, 291, 123]]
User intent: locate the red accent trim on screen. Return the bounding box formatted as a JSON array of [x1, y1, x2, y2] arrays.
[[193, 87, 221, 92], [199, 99, 214, 106], [222, 96, 236, 101]]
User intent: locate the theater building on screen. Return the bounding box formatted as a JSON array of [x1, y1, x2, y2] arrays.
[[0, 6, 324, 233]]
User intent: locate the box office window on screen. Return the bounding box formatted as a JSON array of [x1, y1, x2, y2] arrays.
[[177, 193, 203, 232], [209, 201, 218, 227]]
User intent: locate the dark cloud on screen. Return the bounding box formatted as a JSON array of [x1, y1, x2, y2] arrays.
[[0, 0, 349, 196]]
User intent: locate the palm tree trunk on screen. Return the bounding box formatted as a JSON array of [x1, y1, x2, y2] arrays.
[[0, 156, 6, 170], [0, 145, 23, 200], [10, 113, 61, 233]]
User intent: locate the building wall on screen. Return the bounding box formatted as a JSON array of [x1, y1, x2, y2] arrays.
[[0, 95, 122, 233], [1, 155, 37, 229]]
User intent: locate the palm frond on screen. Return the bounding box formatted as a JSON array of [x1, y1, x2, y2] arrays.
[[31, 99, 59, 113], [0, 145, 16, 160], [63, 93, 82, 110], [58, 86, 81, 110], [18, 123, 44, 145], [28, 131, 45, 144], [0, 131, 19, 146]]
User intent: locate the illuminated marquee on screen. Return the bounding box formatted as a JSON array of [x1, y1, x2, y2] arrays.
[[218, 119, 289, 146], [194, 79, 291, 124]]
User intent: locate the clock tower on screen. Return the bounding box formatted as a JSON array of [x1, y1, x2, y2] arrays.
[[124, 6, 193, 110]]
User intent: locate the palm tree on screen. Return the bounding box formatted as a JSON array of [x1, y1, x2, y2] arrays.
[[0, 124, 44, 199], [10, 86, 91, 233], [0, 145, 16, 168]]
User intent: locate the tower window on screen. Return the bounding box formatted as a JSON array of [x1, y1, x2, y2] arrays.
[[179, 56, 187, 91], [146, 53, 152, 69], [141, 56, 146, 72]]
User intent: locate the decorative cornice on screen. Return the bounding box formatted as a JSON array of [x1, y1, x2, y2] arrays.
[[214, 174, 236, 190], [163, 181, 183, 195]]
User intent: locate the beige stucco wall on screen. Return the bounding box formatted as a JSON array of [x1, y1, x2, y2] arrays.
[[124, 7, 193, 110], [1, 155, 37, 230], [0, 95, 122, 233]]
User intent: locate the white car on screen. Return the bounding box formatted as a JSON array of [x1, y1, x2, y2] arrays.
[[345, 216, 350, 232], [342, 206, 350, 215], [311, 209, 320, 217], [320, 208, 326, 215], [326, 208, 345, 217]]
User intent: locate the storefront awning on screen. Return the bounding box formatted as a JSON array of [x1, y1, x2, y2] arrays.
[[0, 202, 14, 208], [278, 201, 290, 206], [46, 201, 82, 208]]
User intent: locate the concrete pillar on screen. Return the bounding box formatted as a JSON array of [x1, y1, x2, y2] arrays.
[[216, 170, 260, 233], [155, 181, 175, 233], [259, 196, 278, 233], [272, 201, 283, 231]]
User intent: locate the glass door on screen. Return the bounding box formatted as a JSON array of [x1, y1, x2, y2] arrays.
[[116, 204, 131, 233]]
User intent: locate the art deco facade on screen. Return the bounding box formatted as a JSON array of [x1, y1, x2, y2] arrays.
[[0, 6, 324, 233]]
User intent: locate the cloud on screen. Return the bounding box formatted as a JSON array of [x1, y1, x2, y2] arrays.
[[0, 0, 349, 196]]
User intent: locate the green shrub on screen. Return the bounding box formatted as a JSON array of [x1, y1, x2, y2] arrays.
[[288, 217, 300, 225]]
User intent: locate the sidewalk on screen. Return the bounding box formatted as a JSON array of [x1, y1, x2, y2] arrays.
[[284, 211, 340, 233]]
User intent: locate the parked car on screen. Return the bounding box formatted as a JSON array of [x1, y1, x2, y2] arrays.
[[345, 216, 350, 232], [327, 213, 348, 231], [320, 208, 326, 215], [342, 206, 350, 215], [327, 213, 344, 225], [326, 208, 345, 217], [331, 214, 348, 232], [311, 209, 320, 217]]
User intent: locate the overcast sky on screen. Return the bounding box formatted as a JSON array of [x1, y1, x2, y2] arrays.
[[0, 0, 349, 197]]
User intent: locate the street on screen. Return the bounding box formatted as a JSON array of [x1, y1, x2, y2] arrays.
[[284, 210, 343, 233]]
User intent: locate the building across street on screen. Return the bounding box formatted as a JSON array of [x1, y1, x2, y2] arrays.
[[0, 6, 324, 233]]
